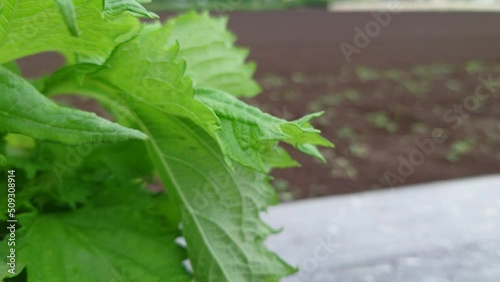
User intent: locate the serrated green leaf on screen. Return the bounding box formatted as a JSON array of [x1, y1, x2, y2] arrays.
[[14, 183, 190, 282], [24, 11, 333, 281], [103, 0, 158, 19], [298, 143, 326, 162], [0, 0, 141, 64], [48, 140, 154, 204], [0, 137, 154, 215], [34, 63, 109, 95], [261, 144, 300, 170], [0, 66, 148, 145], [168, 12, 261, 97], [195, 88, 333, 171], [125, 108, 297, 281], [66, 23, 297, 280], [93, 24, 221, 136]]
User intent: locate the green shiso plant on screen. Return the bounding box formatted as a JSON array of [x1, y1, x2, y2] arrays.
[[0, 1, 332, 281]]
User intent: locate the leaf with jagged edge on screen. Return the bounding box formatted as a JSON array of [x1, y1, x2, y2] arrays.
[[0, 0, 143, 64], [9, 182, 190, 282], [119, 108, 298, 281], [31, 12, 332, 281], [93, 24, 221, 136], [76, 23, 297, 281], [103, 0, 158, 19], [195, 88, 333, 172], [167, 12, 261, 97], [0, 66, 148, 144], [261, 143, 300, 170], [53, 0, 156, 37]]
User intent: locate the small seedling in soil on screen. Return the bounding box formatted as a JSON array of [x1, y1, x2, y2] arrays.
[[355, 65, 380, 82], [261, 73, 287, 88], [465, 60, 487, 74], [410, 122, 429, 134], [367, 111, 399, 133], [444, 79, 463, 92], [399, 79, 430, 95], [383, 69, 405, 80], [272, 178, 296, 202], [411, 63, 455, 77], [337, 126, 357, 140], [446, 137, 477, 163], [330, 157, 358, 180], [348, 143, 369, 158], [343, 89, 361, 101], [291, 71, 308, 83]]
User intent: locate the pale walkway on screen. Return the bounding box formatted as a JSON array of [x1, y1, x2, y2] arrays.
[[264, 175, 500, 282]]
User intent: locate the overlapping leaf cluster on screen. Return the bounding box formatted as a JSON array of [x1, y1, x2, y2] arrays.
[[0, 1, 332, 281]]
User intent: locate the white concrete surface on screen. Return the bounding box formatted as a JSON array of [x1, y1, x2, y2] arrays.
[[328, 1, 500, 12], [264, 175, 500, 282]]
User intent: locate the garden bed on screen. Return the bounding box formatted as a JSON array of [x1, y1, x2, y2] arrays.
[[226, 10, 500, 198], [20, 10, 500, 199]]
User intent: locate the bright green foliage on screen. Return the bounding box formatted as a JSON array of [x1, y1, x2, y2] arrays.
[[0, 0, 141, 64], [93, 23, 221, 135], [16, 183, 189, 282], [0, 1, 331, 281], [0, 67, 148, 145], [103, 0, 158, 19], [168, 12, 261, 97], [195, 88, 332, 171]]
